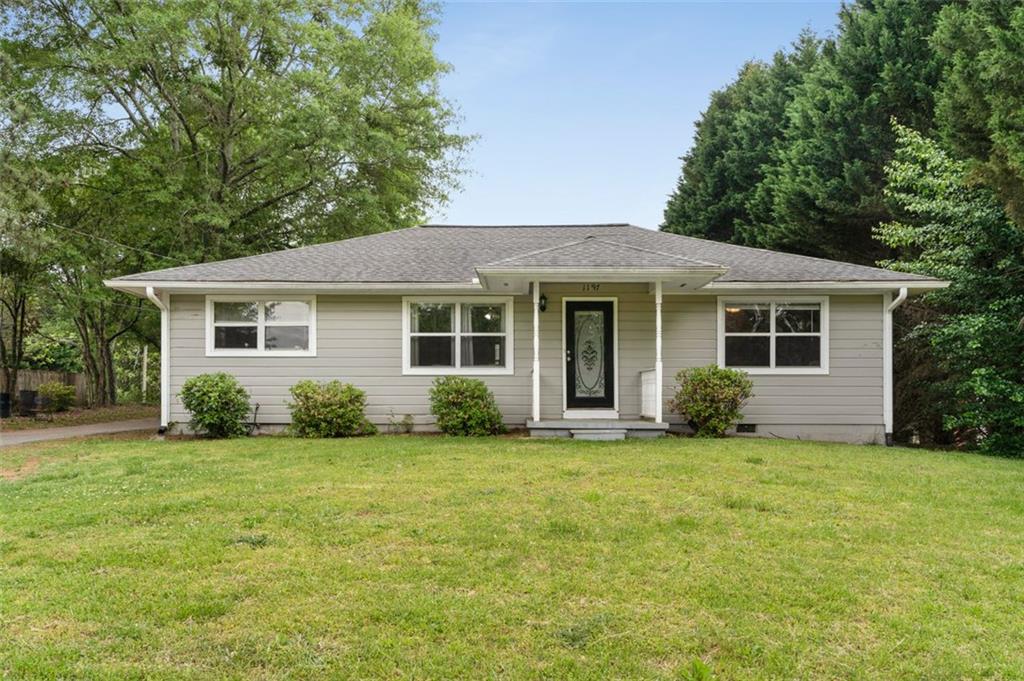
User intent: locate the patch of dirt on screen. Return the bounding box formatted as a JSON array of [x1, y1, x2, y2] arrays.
[[1, 456, 42, 481]]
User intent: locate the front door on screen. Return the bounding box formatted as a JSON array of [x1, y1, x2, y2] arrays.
[[565, 300, 615, 410]]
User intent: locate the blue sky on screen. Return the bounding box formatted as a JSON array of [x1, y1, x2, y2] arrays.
[[430, 1, 841, 229]]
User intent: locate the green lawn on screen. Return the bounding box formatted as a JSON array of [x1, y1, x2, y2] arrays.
[[2, 435, 1024, 679]]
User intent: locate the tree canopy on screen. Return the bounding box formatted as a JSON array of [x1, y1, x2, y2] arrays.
[[665, 0, 944, 264], [1, 0, 469, 404], [5, 0, 467, 259], [932, 2, 1024, 229], [662, 32, 820, 244], [663, 0, 1024, 453]]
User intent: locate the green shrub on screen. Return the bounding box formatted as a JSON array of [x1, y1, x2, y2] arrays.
[[669, 365, 753, 438], [428, 376, 505, 436], [287, 380, 376, 438], [179, 372, 251, 438], [37, 381, 76, 412]]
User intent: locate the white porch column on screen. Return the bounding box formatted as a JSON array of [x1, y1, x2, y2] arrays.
[[532, 280, 541, 422], [655, 280, 664, 423]]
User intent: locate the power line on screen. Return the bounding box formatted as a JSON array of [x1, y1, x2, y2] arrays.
[[0, 209, 190, 264]]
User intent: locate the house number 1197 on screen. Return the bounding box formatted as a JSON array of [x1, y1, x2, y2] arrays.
[[582, 283, 601, 292]]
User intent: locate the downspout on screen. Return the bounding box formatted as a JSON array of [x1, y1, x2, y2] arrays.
[[532, 280, 541, 422], [145, 287, 170, 434], [882, 287, 908, 446]]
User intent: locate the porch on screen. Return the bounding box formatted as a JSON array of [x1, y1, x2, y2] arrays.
[[474, 239, 727, 437], [511, 283, 684, 442], [516, 280, 674, 436]]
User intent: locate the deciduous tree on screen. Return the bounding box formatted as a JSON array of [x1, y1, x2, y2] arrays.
[[2, 0, 469, 404], [877, 124, 1024, 455]]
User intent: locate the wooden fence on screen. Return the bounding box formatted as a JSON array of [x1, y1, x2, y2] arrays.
[[0, 370, 89, 406]]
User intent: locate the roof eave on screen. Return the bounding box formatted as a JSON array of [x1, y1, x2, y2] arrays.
[[103, 279, 485, 296], [702, 279, 949, 291], [104, 276, 950, 298]]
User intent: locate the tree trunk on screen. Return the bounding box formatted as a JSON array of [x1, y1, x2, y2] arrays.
[[102, 337, 117, 405], [0, 294, 29, 409], [70, 302, 136, 407], [74, 313, 103, 406]]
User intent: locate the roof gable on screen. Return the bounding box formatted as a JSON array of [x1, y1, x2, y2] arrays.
[[483, 236, 721, 269]]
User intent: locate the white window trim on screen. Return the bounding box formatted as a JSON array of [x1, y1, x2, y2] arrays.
[[716, 296, 829, 375], [402, 296, 514, 375], [205, 295, 317, 357]]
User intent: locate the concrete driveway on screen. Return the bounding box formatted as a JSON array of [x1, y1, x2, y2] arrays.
[[0, 418, 160, 447]]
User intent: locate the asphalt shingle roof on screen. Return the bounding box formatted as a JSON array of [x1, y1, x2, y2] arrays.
[[111, 224, 936, 284], [482, 237, 722, 269]]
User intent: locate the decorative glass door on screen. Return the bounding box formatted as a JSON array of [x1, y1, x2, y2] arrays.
[[565, 301, 615, 409]]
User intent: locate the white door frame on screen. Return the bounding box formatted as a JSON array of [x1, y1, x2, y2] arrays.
[[561, 296, 619, 418]]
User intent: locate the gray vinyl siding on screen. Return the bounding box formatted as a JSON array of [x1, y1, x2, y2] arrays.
[[168, 294, 531, 426], [661, 294, 884, 427], [167, 290, 884, 433]]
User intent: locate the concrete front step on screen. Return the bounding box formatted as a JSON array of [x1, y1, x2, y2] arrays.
[[571, 429, 627, 441], [527, 419, 669, 439]]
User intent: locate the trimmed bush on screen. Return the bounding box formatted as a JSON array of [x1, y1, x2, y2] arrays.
[[179, 372, 251, 438], [428, 376, 505, 436], [287, 380, 376, 437], [37, 381, 76, 412], [669, 365, 753, 438]]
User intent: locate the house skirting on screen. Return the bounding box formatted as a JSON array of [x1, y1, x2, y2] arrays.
[[669, 422, 885, 445]]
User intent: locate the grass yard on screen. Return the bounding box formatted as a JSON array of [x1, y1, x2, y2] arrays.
[[2, 435, 1024, 679], [0, 403, 158, 431]]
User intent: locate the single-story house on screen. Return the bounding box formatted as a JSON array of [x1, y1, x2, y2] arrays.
[[105, 224, 947, 443]]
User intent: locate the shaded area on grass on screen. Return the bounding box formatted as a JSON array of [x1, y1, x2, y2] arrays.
[[0, 403, 158, 431], [2, 436, 1024, 679]]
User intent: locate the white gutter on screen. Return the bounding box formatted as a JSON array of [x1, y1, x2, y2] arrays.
[[145, 286, 170, 431], [703, 280, 948, 291], [882, 287, 908, 445], [106, 277, 951, 295], [887, 286, 909, 313], [106, 280, 484, 294]]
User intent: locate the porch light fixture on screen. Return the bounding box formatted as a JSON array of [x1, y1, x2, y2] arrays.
[[539, 294, 548, 312]]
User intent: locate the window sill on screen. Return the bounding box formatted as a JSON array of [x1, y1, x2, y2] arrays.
[[205, 350, 317, 358], [727, 366, 829, 376], [402, 366, 514, 376]]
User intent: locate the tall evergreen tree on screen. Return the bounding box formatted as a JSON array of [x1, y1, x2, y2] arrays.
[[755, 0, 944, 264], [932, 2, 1024, 229], [661, 32, 820, 243]]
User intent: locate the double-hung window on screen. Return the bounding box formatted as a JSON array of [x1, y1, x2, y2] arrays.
[[403, 297, 513, 375], [717, 297, 828, 374], [206, 296, 316, 356]]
